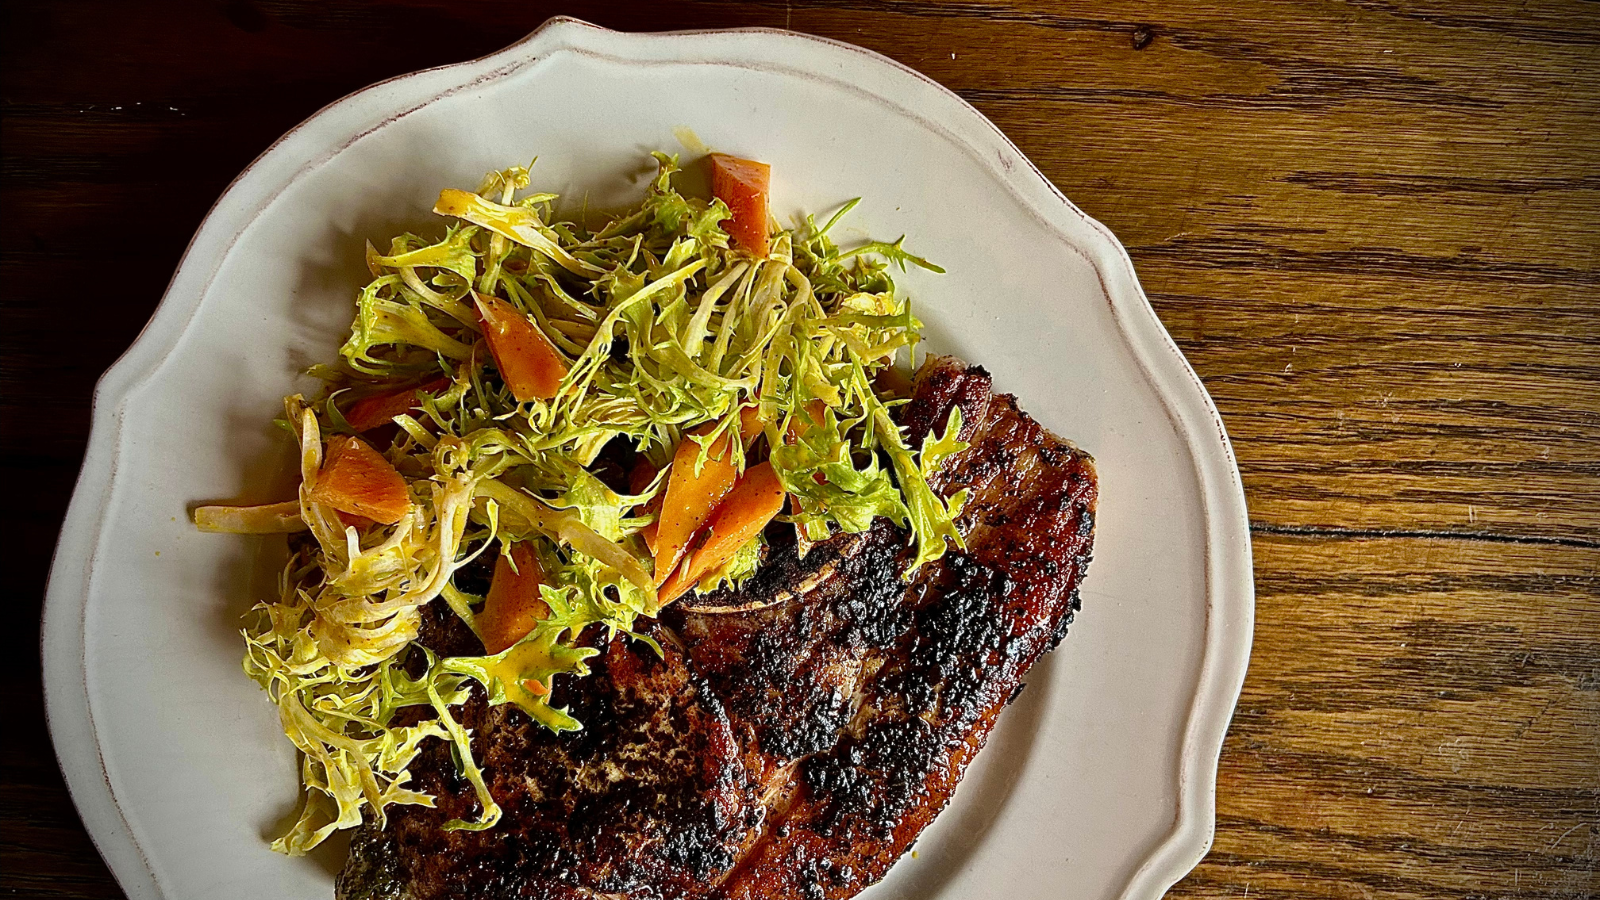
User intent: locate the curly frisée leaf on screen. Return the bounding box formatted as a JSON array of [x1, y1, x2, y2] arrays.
[[770, 404, 909, 541], [857, 366, 968, 576], [242, 552, 451, 855], [475, 477, 655, 597], [194, 500, 307, 534], [423, 661, 502, 833], [340, 276, 474, 376], [441, 592, 602, 733], [434, 187, 603, 278]]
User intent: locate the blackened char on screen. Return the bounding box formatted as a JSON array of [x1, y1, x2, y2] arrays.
[[337, 356, 1097, 899], [338, 622, 761, 900], [669, 356, 1096, 898]]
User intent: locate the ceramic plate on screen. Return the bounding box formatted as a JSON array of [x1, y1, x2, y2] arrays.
[[44, 17, 1253, 900]]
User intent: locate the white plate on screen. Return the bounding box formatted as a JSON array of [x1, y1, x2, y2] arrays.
[[44, 17, 1253, 900]]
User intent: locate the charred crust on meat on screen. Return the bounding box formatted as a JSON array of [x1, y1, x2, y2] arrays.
[[901, 357, 994, 448], [828, 525, 913, 650], [802, 716, 941, 841], [337, 357, 1098, 900], [1006, 682, 1028, 707], [908, 552, 1019, 715], [338, 824, 414, 900], [347, 628, 760, 899]]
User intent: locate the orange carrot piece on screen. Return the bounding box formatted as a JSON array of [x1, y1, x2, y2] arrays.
[[476, 542, 551, 655], [656, 560, 695, 608], [659, 462, 786, 605], [785, 399, 828, 443], [475, 292, 568, 402], [344, 376, 450, 432], [738, 404, 768, 443], [306, 435, 411, 525], [335, 509, 376, 530], [685, 461, 785, 581], [639, 520, 660, 556], [652, 428, 738, 585], [709, 154, 772, 257]]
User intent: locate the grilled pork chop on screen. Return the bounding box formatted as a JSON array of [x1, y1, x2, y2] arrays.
[[337, 357, 1097, 900]]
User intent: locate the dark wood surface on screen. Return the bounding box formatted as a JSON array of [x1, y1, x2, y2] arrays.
[[4, 2, 1596, 898]]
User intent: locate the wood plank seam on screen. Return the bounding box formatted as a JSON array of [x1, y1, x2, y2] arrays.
[[1250, 522, 1600, 550]]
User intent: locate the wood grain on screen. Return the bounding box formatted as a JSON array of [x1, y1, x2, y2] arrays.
[[3, 1, 1595, 898], [1187, 534, 1599, 899]]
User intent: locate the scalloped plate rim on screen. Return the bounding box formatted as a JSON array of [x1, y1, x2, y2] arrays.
[[42, 16, 1254, 900]]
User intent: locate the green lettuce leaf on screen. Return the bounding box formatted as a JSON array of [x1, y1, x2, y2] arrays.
[[439, 593, 600, 734]]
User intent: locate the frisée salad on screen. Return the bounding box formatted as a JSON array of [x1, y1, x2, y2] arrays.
[[194, 151, 961, 855]]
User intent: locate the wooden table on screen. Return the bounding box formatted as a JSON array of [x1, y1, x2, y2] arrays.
[[5, 2, 1596, 897]]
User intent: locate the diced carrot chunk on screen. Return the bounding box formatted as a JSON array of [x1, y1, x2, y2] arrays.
[[475, 292, 568, 402], [709, 153, 771, 257], [652, 427, 738, 585], [306, 435, 411, 524], [659, 462, 786, 605], [738, 404, 767, 443], [785, 399, 828, 443], [344, 376, 450, 432], [335, 509, 376, 530], [476, 542, 551, 654]]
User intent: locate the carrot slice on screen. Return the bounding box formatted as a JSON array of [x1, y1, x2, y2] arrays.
[[476, 542, 551, 655], [652, 428, 738, 585], [344, 376, 450, 432], [785, 399, 828, 443], [659, 461, 786, 605], [335, 509, 376, 530], [306, 435, 412, 524], [475, 291, 568, 402], [658, 565, 695, 609], [738, 404, 767, 443], [709, 153, 772, 257]]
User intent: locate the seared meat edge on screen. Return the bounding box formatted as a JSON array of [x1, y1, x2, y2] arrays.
[[337, 356, 1097, 900]]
